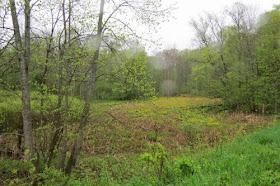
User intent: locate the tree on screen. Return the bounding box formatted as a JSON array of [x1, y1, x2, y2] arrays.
[[9, 0, 33, 161], [188, 2, 263, 111], [256, 5, 280, 113], [112, 50, 156, 100], [65, 0, 105, 174], [65, 0, 170, 174], [1, 0, 170, 176]]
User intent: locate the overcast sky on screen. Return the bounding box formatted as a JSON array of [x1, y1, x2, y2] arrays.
[[150, 0, 279, 53]]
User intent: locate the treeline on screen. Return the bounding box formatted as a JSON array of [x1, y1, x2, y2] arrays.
[[95, 48, 191, 99], [2, 2, 280, 107], [93, 3, 280, 114], [185, 3, 280, 113], [147, 3, 280, 113]]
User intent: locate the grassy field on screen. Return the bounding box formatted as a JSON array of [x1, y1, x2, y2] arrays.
[[0, 94, 278, 185]]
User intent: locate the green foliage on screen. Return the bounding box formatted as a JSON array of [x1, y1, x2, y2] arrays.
[[78, 154, 143, 185], [112, 50, 156, 100], [252, 170, 280, 185], [190, 63, 215, 96], [2, 2, 280, 185], [113, 125, 279, 185], [0, 90, 84, 133], [0, 90, 22, 132], [0, 159, 31, 185], [139, 143, 200, 184], [0, 96, 276, 185], [178, 125, 280, 185], [140, 143, 178, 184], [38, 167, 95, 186], [184, 4, 280, 113], [175, 157, 200, 177], [3, 125, 280, 185], [151, 49, 191, 96], [255, 8, 280, 113]]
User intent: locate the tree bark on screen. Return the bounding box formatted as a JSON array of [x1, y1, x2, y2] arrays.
[[9, 0, 33, 161], [65, 0, 105, 175], [57, 0, 71, 170], [47, 40, 65, 167]]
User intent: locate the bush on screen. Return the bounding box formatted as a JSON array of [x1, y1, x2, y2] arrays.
[[175, 157, 200, 177], [0, 90, 22, 133], [38, 167, 95, 186]]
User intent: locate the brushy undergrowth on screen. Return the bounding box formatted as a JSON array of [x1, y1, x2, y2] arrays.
[[0, 91, 278, 185], [69, 124, 280, 185], [3, 124, 278, 185], [0, 90, 84, 133]]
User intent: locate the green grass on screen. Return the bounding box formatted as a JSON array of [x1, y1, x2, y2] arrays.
[[181, 124, 280, 185], [65, 124, 280, 186], [81, 124, 280, 185]]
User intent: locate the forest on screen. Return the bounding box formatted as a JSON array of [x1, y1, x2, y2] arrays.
[[1, 0, 280, 185]]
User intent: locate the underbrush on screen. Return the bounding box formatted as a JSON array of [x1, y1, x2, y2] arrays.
[[0, 90, 84, 133], [0, 93, 278, 185], [49, 124, 280, 185], [84, 97, 273, 155], [2, 124, 277, 185]]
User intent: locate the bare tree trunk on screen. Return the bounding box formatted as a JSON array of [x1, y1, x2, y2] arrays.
[[57, 82, 68, 169], [17, 128, 23, 155], [65, 0, 105, 175], [47, 42, 64, 167], [58, 0, 71, 170], [9, 0, 33, 161]]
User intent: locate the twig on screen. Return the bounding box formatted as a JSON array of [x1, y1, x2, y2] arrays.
[[0, 133, 24, 138], [0, 178, 6, 184], [104, 111, 124, 125], [0, 84, 21, 99]]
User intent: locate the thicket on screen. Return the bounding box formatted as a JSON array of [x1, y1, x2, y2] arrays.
[[0, 0, 170, 180]]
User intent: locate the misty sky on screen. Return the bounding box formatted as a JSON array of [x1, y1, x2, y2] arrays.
[[150, 0, 279, 53]]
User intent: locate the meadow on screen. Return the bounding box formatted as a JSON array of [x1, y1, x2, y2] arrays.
[[1, 93, 278, 185]]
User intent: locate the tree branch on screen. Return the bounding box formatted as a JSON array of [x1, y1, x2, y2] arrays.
[[0, 84, 21, 98]]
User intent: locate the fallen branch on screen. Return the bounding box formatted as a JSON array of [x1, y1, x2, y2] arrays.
[[104, 111, 124, 125], [0, 133, 24, 138]]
